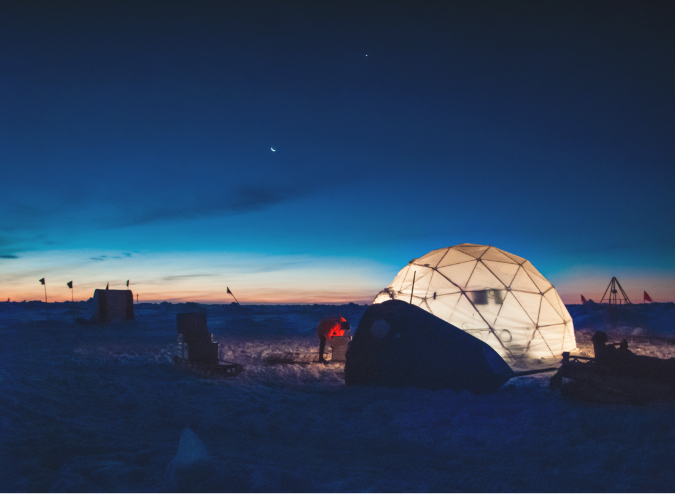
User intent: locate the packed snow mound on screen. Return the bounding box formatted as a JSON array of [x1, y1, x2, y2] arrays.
[[174, 428, 209, 467], [374, 243, 576, 361]]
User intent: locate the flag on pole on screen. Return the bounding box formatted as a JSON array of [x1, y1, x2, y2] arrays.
[[39, 278, 45, 285], [67, 281, 73, 289], [126, 280, 129, 287], [581, 295, 587, 304], [226, 287, 240, 304], [644, 291, 652, 303], [106, 282, 109, 290]]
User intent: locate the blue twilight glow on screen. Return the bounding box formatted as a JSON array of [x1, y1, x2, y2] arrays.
[[1, 2, 674, 303]]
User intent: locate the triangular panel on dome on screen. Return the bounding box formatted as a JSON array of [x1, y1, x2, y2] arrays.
[[464, 262, 505, 291], [511, 290, 542, 325], [453, 244, 490, 259], [415, 248, 449, 268], [436, 261, 477, 289], [397, 270, 434, 304], [525, 269, 552, 293], [399, 266, 431, 292], [426, 292, 462, 322], [526, 329, 556, 358], [543, 288, 565, 320], [426, 271, 462, 297], [483, 260, 520, 288], [388, 265, 411, 291], [498, 248, 527, 265], [480, 247, 519, 264], [436, 249, 476, 267], [509, 267, 540, 293], [447, 293, 490, 331], [536, 323, 567, 355], [474, 298, 502, 327], [492, 292, 536, 331], [537, 296, 566, 327]]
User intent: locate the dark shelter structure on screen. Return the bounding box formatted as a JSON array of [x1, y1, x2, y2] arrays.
[[90, 289, 134, 323], [345, 300, 515, 393]]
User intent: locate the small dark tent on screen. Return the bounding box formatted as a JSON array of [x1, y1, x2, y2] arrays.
[[91, 289, 134, 323], [345, 300, 513, 393]]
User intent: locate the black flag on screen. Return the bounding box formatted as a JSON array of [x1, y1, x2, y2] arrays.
[[39, 278, 45, 285], [67, 281, 73, 289], [106, 282, 109, 290], [126, 280, 129, 287]]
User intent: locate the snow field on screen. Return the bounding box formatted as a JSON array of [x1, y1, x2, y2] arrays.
[[0, 302, 674, 492]]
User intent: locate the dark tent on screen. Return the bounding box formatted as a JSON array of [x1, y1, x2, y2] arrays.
[[91, 289, 134, 323], [345, 300, 513, 393]]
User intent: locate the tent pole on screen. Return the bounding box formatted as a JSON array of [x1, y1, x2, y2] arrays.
[[409, 271, 416, 304]]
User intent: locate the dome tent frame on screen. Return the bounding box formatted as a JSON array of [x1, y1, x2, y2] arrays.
[[373, 243, 576, 361]]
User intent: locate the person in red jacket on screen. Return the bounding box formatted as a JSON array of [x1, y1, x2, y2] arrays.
[[317, 316, 350, 364]]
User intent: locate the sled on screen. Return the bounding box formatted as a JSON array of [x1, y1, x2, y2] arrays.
[[174, 355, 243, 378], [550, 352, 675, 404]]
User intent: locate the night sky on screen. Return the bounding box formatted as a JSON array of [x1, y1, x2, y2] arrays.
[[1, 0, 674, 304]]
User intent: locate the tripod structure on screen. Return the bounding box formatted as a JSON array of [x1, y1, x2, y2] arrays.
[[600, 277, 632, 305]]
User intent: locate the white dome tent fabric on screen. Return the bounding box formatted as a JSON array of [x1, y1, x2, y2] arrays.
[[373, 244, 576, 360]]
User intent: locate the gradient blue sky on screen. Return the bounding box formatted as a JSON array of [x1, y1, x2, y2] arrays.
[[1, 0, 674, 303]]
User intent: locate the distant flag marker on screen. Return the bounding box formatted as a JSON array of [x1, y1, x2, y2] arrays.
[[106, 282, 109, 290], [644, 291, 652, 303], [226, 287, 240, 305], [39, 278, 47, 304], [67, 281, 73, 289], [126, 280, 129, 288], [581, 295, 587, 304]]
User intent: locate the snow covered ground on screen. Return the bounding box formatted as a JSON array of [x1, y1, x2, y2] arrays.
[[1, 301, 674, 492]]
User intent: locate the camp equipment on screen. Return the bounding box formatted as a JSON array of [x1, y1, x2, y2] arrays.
[[175, 313, 243, 377], [373, 243, 575, 361], [550, 333, 675, 404]]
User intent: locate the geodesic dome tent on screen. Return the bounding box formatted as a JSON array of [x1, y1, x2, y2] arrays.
[[373, 244, 576, 360]]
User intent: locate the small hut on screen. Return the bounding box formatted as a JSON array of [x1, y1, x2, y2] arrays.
[[90, 289, 134, 323]]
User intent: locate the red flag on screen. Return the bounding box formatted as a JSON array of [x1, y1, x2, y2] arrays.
[[644, 291, 652, 303], [39, 278, 45, 285], [581, 295, 587, 304], [67, 281, 73, 289]]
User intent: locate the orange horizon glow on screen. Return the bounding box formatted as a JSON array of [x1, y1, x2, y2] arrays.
[[2, 250, 674, 306]]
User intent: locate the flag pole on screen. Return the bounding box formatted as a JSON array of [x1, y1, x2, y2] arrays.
[[39, 278, 48, 319], [227, 287, 239, 304], [68, 281, 74, 324]]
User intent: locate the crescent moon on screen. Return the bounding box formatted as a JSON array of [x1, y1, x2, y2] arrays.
[[271, 147, 276, 152]]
